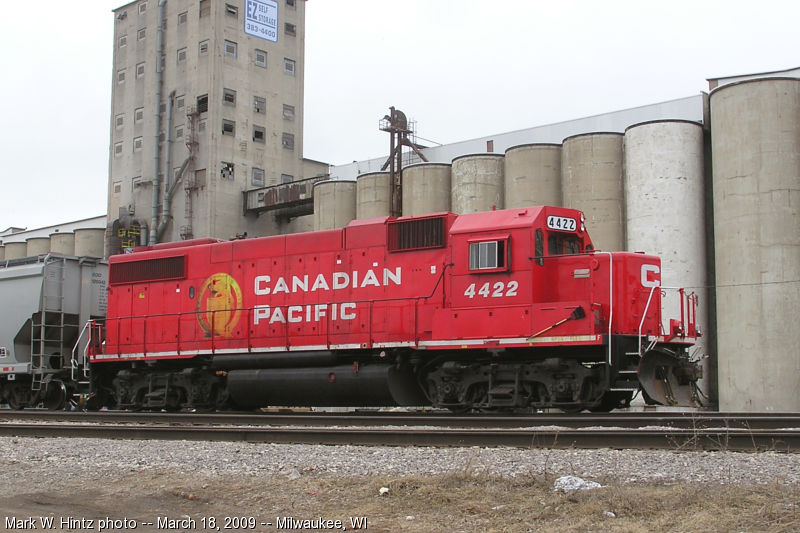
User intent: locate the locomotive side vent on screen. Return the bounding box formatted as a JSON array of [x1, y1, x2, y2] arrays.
[[109, 255, 186, 285], [387, 216, 445, 252]]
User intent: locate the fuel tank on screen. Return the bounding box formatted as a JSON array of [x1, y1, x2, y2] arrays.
[[227, 364, 427, 408]]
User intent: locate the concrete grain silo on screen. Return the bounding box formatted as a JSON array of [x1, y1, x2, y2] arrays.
[[73, 228, 105, 258], [711, 77, 800, 412], [402, 163, 451, 216], [4, 242, 27, 260], [451, 154, 504, 214], [283, 215, 315, 235], [561, 133, 625, 251], [504, 144, 562, 208], [313, 180, 357, 231], [356, 172, 391, 219], [50, 232, 76, 255], [26, 237, 50, 256], [624, 120, 713, 401]]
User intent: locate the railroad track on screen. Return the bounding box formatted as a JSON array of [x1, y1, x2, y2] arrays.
[[0, 409, 799, 429], [0, 410, 798, 451]]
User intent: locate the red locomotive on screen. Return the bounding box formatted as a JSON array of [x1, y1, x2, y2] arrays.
[[87, 206, 702, 412]]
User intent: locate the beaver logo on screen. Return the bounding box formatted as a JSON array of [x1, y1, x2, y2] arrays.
[[196, 273, 243, 338]]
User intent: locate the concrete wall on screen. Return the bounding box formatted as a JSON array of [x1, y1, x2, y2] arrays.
[[50, 233, 76, 256], [313, 180, 356, 231], [26, 238, 51, 256], [451, 154, 504, 214], [624, 120, 713, 399], [561, 133, 625, 251], [74, 229, 106, 259], [108, 0, 312, 252], [356, 172, 391, 219], [711, 78, 800, 412], [4, 243, 26, 260], [402, 163, 451, 216], [504, 144, 562, 208]]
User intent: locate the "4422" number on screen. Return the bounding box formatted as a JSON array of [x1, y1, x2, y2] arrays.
[[463, 281, 519, 299]]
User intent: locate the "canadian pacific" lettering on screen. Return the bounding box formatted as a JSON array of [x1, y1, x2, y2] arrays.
[[251, 267, 401, 326], [253, 267, 401, 295]]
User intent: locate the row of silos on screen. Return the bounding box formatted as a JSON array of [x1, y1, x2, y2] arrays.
[[1, 229, 105, 261], [311, 121, 712, 399], [314, 129, 689, 254], [309, 77, 798, 412]]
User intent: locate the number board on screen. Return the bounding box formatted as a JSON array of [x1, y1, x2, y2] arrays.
[[245, 0, 279, 42], [546, 215, 577, 232]]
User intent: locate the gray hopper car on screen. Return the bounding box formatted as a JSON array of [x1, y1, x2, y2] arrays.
[[0, 254, 107, 409]]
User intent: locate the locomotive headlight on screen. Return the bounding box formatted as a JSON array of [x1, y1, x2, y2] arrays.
[[580, 223, 585, 232], [580, 213, 585, 223]]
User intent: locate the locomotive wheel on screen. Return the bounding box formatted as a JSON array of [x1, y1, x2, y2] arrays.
[[212, 385, 232, 411], [588, 391, 633, 413]]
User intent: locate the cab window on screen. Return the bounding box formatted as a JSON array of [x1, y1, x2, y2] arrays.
[[547, 234, 581, 255], [468, 237, 509, 272]]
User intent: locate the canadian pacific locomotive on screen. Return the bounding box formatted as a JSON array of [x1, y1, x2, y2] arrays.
[[2, 206, 703, 412]]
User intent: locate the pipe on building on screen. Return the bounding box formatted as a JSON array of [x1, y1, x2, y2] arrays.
[[149, 0, 167, 245], [169, 156, 192, 199], [157, 90, 176, 241]]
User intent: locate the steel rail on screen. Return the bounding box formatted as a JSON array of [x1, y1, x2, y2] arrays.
[[1, 410, 800, 430], [0, 422, 797, 451]]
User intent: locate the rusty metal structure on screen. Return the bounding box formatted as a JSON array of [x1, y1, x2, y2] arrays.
[[243, 175, 330, 221], [379, 107, 428, 217]]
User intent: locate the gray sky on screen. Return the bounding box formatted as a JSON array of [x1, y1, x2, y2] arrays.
[[0, 0, 797, 231]]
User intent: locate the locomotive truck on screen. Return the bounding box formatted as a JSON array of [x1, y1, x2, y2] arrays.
[[1, 206, 703, 412]]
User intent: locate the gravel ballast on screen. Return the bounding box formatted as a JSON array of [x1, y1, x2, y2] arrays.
[[3, 437, 800, 486]]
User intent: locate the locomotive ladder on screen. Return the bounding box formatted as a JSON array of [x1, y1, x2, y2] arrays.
[[30, 257, 67, 392]]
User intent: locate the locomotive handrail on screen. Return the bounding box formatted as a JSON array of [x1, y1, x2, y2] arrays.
[[656, 286, 699, 340], [594, 252, 614, 369], [70, 320, 93, 381], [94, 264, 452, 358], [637, 284, 658, 357]]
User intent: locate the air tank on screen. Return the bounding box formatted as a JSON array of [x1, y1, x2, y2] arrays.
[[356, 172, 391, 219], [451, 154, 504, 214], [504, 144, 562, 208], [313, 179, 357, 231], [624, 120, 712, 399], [402, 163, 452, 216], [26, 237, 50, 256], [4, 242, 26, 260], [710, 78, 800, 412], [50, 232, 76, 255], [561, 133, 625, 251], [73, 228, 106, 258]]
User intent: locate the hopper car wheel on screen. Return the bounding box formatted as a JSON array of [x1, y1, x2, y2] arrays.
[[6, 384, 29, 410], [45, 380, 68, 411]]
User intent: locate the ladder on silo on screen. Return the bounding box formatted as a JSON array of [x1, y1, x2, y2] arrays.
[[30, 257, 67, 393]]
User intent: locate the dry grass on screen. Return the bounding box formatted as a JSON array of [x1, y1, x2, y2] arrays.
[[4, 468, 799, 532], [159, 470, 800, 533]]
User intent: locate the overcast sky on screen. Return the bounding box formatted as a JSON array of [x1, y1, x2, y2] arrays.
[[0, 0, 797, 231]]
